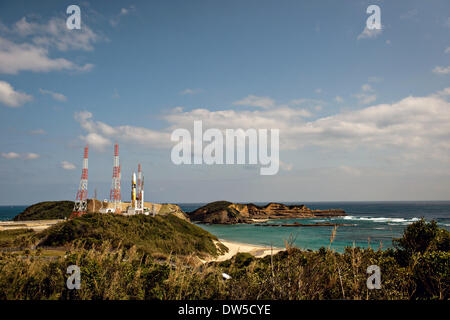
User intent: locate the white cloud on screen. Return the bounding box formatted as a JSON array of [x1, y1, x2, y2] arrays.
[[24, 153, 39, 159], [1, 152, 39, 159], [166, 88, 450, 155], [315, 88, 322, 94], [357, 26, 382, 40], [233, 95, 275, 108], [290, 98, 325, 106], [0, 37, 91, 74], [435, 87, 450, 97], [165, 106, 311, 132], [13, 17, 35, 36], [180, 88, 202, 95], [335, 96, 344, 103], [433, 65, 450, 75], [289, 98, 325, 112], [0, 80, 32, 107], [39, 88, 67, 102], [0, 16, 99, 75], [80, 133, 112, 151], [1, 152, 20, 159], [74, 110, 94, 123], [74, 89, 450, 165], [445, 47, 450, 54], [74, 111, 170, 150], [110, 6, 136, 26], [287, 92, 450, 152], [361, 84, 374, 92], [30, 129, 46, 135], [61, 161, 76, 170], [13, 17, 100, 52], [353, 84, 376, 105]]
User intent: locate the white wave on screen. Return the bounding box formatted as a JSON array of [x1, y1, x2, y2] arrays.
[[337, 216, 420, 224]]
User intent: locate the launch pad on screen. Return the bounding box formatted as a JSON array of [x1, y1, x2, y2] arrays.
[[72, 143, 154, 218]]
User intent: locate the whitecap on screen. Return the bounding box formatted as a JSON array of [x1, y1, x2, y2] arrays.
[[334, 215, 419, 224]]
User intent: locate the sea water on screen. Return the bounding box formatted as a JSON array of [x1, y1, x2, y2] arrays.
[[1, 202, 449, 252], [179, 201, 450, 252]]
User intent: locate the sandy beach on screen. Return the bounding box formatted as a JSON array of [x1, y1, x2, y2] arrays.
[[0, 219, 63, 231], [211, 239, 284, 262]]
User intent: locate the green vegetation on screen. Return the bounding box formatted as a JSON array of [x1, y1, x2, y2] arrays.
[[197, 201, 233, 211], [36, 213, 226, 258], [13, 201, 74, 221], [393, 218, 450, 265], [0, 229, 35, 248], [0, 218, 448, 300]]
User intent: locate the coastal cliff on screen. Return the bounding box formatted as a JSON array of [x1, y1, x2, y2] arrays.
[[187, 201, 346, 224]]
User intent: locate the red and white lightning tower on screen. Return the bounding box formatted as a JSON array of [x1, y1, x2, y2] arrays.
[[109, 143, 122, 213], [71, 145, 89, 218]]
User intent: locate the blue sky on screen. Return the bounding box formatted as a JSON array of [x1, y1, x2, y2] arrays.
[[0, 0, 449, 204]]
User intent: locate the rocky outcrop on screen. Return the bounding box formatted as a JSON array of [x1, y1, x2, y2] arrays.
[[187, 201, 346, 224], [156, 203, 190, 221]]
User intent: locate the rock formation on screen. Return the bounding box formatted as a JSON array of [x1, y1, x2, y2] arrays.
[[187, 201, 346, 224]]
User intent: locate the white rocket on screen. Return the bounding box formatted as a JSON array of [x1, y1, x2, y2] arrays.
[[140, 175, 144, 211]]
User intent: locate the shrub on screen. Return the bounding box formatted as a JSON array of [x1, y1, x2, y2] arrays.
[[393, 218, 450, 265]]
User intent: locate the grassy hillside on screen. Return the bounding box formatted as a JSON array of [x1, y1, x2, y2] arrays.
[[13, 200, 189, 222], [35, 213, 226, 258], [0, 229, 34, 248], [13, 201, 73, 221]]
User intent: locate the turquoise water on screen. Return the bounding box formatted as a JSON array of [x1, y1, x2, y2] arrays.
[[179, 202, 450, 252], [0, 206, 27, 221], [1, 202, 449, 252]]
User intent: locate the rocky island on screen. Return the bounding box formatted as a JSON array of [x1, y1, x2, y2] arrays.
[[187, 201, 346, 224]]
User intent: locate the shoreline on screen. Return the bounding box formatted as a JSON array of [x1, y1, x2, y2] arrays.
[[209, 239, 284, 262]]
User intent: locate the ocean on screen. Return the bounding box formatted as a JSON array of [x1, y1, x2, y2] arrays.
[[178, 202, 450, 252], [1, 202, 449, 252]]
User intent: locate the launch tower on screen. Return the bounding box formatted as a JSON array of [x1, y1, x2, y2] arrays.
[[109, 143, 122, 213], [71, 145, 89, 218]]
